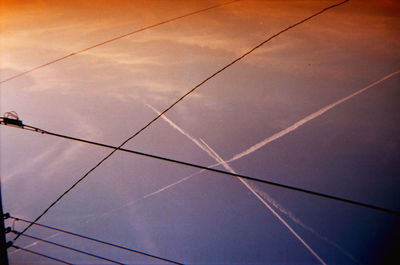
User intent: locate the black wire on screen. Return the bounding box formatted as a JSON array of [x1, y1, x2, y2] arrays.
[[10, 216, 185, 265], [11, 245, 72, 265], [0, 0, 241, 84], [4, 122, 399, 216], [11, 0, 353, 241], [11, 230, 125, 265]]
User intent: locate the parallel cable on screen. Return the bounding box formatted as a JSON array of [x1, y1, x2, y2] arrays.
[[0, 0, 241, 84], [10, 216, 185, 265], [11, 245, 72, 264], [11, 0, 352, 241], [11, 230, 125, 265], [2, 122, 399, 216]]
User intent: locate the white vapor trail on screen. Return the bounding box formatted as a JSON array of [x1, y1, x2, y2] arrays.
[[198, 138, 327, 265], [147, 105, 326, 264], [250, 186, 362, 264], [228, 70, 400, 162], [146, 104, 218, 160], [9, 232, 61, 255], [77, 70, 396, 262], [84, 173, 198, 222], [142, 68, 400, 263], [201, 138, 359, 264]]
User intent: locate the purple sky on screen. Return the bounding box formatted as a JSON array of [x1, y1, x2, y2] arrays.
[[1, 0, 399, 264]]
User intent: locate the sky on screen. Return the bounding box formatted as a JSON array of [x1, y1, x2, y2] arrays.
[[1, 0, 400, 264]]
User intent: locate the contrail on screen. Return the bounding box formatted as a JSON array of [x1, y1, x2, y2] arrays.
[[149, 102, 361, 262], [148, 104, 326, 264], [9, 232, 61, 255], [228, 69, 400, 162], [85, 173, 198, 221], [198, 138, 327, 265], [250, 185, 362, 264], [147, 69, 400, 263], [79, 70, 396, 262], [146, 104, 218, 160]]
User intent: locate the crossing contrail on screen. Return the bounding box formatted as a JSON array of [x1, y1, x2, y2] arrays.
[[148, 105, 361, 262], [76, 71, 396, 262], [198, 138, 327, 265], [228, 69, 400, 163], [146, 104, 218, 160], [148, 105, 326, 265], [144, 68, 400, 263]]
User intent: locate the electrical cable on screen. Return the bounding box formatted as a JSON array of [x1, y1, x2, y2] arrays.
[[11, 230, 125, 265], [9, 216, 185, 265], [0, 0, 241, 84], [9, 0, 352, 241], [11, 245, 72, 264], [2, 121, 399, 216]]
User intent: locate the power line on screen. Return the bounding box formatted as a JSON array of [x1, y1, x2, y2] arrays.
[[2, 121, 399, 216], [10, 0, 352, 241], [9, 216, 185, 265], [0, 0, 241, 84], [6, 0, 352, 245], [11, 230, 125, 265], [11, 245, 72, 265]]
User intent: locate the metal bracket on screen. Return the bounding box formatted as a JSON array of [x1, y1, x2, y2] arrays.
[[3, 213, 10, 220], [1, 118, 23, 127], [6, 241, 13, 249]]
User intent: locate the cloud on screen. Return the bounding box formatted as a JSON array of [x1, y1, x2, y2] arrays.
[[1, 142, 61, 184]]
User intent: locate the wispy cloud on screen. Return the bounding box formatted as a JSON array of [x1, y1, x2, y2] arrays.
[[2, 143, 60, 184]]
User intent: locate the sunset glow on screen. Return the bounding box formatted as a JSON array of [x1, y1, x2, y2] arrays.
[[1, 0, 399, 264]]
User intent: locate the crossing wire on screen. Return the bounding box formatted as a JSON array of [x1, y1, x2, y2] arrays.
[[12, 0, 351, 242], [10, 216, 185, 265], [11, 245, 72, 265], [0, 0, 241, 84], [2, 121, 398, 216], [11, 230, 125, 265]]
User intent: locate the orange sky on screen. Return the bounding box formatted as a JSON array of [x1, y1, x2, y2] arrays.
[[1, 1, 400, 264]]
